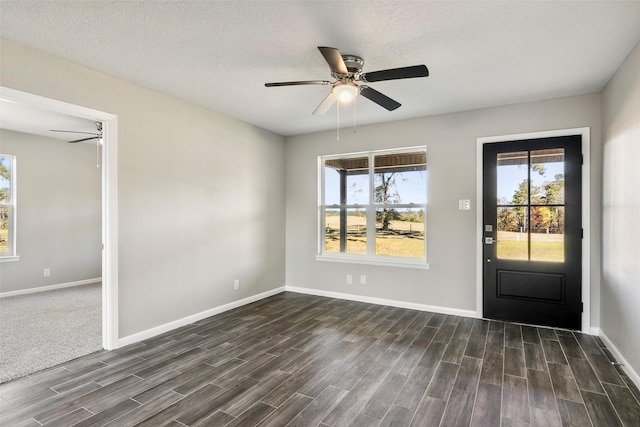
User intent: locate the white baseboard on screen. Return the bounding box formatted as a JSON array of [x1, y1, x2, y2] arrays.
[[118, 286, 286, 347], [0, 278, 102, 299], [597, 329, 640, 391], [285, 285, 478, 319]]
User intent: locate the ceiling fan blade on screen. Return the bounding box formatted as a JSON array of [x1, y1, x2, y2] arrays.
[[50, 129, 102, 135], [318, 46, 348, 75], [68, 136, 100, 143], [360, 65, 429, 82], [265, 80, 331, 87], [359, 86, 401, 111], [312, 93, 336, 115]]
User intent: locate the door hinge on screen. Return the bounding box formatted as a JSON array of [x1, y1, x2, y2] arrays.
[[581, 302, 584, 313], [581, 228, 584, 239], [581, 154, 584, 165]]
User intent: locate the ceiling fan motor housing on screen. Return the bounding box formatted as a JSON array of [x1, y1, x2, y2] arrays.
[[340, 55, 364, 75]]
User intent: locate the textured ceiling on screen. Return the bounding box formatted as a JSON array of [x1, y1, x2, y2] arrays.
[[1, 1, 640, 136]]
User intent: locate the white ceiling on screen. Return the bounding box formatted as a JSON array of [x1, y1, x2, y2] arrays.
[[1, 1, 640, 137]]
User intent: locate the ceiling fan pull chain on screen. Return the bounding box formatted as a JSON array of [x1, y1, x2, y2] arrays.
[[353, 97, 357, 134], [336, 101, 340, 141]]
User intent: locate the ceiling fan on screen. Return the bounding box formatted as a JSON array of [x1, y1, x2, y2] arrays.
[[50, 121, 102, 143], [265, 46, 429, 115], [50, 121, 103, 167]]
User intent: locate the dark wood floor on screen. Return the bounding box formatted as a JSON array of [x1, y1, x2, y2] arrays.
[[1, 292, 639, 426]]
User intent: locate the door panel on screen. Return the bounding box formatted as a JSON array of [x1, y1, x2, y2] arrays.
[[483, 136, 582, 329]]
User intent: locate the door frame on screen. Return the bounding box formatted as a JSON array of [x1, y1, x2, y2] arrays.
[[476, 127, 591, 333], [1, 86, 119, 349]]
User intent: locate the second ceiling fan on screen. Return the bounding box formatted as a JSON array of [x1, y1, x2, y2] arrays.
[[50, 122, 103, 143], [265, 46, 429, 115]]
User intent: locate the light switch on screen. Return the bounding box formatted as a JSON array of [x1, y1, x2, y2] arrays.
[[459, 199, 471, 210]]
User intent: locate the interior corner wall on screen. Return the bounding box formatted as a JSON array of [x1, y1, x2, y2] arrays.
[[285, 94, 602, 326], [0, 38, 286, 338], [0, 129, 101, 292], [601, 41, 640, 378]]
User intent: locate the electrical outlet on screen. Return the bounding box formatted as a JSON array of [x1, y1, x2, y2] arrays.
[[43, 268, 50, 277], [233, 279, 239, 290], [346, 274, 353, 284], [360, 275, 366, 285]]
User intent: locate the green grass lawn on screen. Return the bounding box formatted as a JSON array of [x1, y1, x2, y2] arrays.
[[497, 241, 564, 262], [325, 232, 424, 258], [375, 234, 424, 258], [325, 217, 425, 258]]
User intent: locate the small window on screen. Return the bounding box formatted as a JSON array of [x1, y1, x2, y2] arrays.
[[0, 154, 17, 261], [318, 147, 428, 268]]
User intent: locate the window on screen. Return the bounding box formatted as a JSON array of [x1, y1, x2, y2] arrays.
[[318, 147, 427, 268], [496, 148, 566, 262], [0, 154, 18, 261]]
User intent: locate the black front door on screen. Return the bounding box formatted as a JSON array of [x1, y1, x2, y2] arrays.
[[483, 136, 582, 329]]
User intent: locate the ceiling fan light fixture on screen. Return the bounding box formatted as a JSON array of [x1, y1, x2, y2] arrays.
[[332, 82, 359, 103]]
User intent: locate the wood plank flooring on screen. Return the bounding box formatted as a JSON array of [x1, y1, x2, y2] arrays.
[[1, 292, 639, 426]]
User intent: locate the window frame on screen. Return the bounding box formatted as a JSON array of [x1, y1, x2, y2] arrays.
[[0, 154, 18, 262], [316, 146, 428, 269]]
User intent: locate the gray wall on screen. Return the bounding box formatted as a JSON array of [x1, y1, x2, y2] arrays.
[[601, 41, 640, 377], [0, 129, 101, 292], [0, 38, 286, 338], [285, 94, 602, 325]]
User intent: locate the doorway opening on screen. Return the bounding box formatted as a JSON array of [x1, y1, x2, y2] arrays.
[[0, 86, 119, 350]]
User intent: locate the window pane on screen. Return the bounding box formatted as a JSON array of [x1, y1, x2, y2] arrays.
[[531, 206, 564, 262], [324, 208, 340, 252], [0, 156, 11, 203], [324, 166, 340, 205], [375, 208, 424, 258], [325, 157, 369, 205], [347, 173, 369, 205], [497, 151, 528, 205], [0, 207, 8, 254], [325, 208, 367, 254], [374, 151, 426, 204], [346, 209, 367, 254], [531, 149, 564, 205], [496, 207, 528, 260]]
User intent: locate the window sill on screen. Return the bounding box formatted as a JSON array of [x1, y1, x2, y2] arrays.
[[316, 254, 429, 269], [0, 255, 20, 263]]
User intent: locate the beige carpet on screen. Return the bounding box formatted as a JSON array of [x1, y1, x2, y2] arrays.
[[0, 283, 102, 383]]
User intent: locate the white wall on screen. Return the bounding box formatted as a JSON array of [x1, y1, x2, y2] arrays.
[[286, 94, 602, 325], [0, 39, 286, 338], [601, 41, 640, 378], [0, 130, 101, 292]]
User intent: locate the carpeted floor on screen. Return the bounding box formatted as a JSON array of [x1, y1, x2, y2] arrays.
[[0, 283, 102, 383]]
